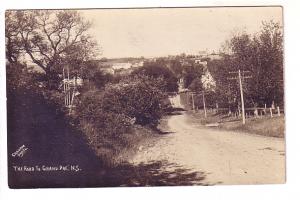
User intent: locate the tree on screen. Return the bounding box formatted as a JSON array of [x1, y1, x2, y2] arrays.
[[5, 10, 98, 88], [188, 77, 203, 92], [5, 12, 22, 63], [132, 62, 178, 93], [250, 21, 284, 106], [209, 20, 283, 109], [90, 71, 113, 89], [169, 59, 183, 77], [207, 57, 237, 108], [101, 75, 166, 126], [227, 21, 283, 107], [182, 63, 204, 88]]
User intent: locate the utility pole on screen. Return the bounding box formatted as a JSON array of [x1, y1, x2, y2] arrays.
[[191, 92, 195, 111], [238, 70, 246, 124], [228, 70, 252, 125], [202, 91, 207, 118]]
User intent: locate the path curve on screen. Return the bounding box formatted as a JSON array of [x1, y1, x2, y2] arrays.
[[130, 112, 285, 185]]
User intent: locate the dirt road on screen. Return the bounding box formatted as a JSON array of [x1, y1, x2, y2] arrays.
[[130, 112, 285, 185]]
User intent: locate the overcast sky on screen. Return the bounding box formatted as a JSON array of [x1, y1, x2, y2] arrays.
[[80, 7, 282, 58]]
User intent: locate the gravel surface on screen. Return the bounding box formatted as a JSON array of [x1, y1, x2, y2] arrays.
[[130, 112, 285, 185]]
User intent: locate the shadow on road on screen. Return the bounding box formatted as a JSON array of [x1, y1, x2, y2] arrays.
[[98, 160, 208, 187], [9, 160, 210, 188], [165, 111, 185, 116]]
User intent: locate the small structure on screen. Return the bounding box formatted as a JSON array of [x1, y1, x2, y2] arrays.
[[194, 60, 207, 66], [112, 62, 132, 70], [62, 67, 81, 114]]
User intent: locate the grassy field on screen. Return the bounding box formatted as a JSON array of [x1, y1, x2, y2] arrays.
[[186, 111, 285, 138]]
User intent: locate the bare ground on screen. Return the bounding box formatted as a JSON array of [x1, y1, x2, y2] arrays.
[[130, 112, 285, 185]]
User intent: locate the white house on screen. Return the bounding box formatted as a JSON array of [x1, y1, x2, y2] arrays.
[[194, 60, 207, 66], [111, 62, 132, 70]]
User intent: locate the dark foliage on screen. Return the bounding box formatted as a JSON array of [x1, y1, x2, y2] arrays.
[[7, 63, 103, 188], [132, 62, 178, 93], [101, 76, 166, 126], [208, 21, 284, 109], [182, 64, 205, 88]]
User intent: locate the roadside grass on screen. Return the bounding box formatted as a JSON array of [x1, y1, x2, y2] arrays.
[[186, 111, 285, 138], [114, 125, 160, 164], [80, 121, 160, 166], [219, 116, 285, 138]]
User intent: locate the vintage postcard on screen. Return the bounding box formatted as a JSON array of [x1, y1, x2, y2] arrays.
[[6, 7, 285, 188]]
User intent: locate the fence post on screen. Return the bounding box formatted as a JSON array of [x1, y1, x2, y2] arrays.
[[270, 107, 273, 118], [264, 104, 267, 115], [277, 106, 281, 117], [191, 92, 195, 112], [202, 92, 207, 118]]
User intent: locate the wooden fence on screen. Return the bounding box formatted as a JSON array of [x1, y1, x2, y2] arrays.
[[194, 106, 284, 119]]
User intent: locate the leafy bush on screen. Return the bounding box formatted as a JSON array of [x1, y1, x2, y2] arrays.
[[75, 75, 167, 164], [75, 90, 132, 165], [7, 62, 66, 114], [76, 90, 132, 134], [101, 75, 166, 126], [132, 62, 178, 93]]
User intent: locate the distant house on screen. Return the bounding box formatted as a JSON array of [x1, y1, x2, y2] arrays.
[[194, 60, 207, 66], [179, 59, 190, 66], [131, 61, 144, 68], [112, 62, 132, 70], [207, 53, 222, 60]]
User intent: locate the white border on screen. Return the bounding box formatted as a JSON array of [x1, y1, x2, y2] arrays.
[[1, 1, 300, 200]]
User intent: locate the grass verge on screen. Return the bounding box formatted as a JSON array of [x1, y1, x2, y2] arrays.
[[80, 120, 160, 166], [186, 111, 285, 138]]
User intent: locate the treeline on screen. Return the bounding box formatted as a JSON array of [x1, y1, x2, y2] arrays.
[[152, 21, 284, 111], [208, 21, 284, 110]]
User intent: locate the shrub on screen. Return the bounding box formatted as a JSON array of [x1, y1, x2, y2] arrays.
[[101, 75, 166, 126], [74, 75, 167, 165], [76, 89, 132, 133], [75, 90, 133, 165], [131, 63, 178, 93]]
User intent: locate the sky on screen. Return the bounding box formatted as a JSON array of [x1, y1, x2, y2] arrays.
[[80, 7, 282, 58]]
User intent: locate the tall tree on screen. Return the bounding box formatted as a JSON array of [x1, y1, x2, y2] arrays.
[[209, 21, 283, 108], [5, 10, 99, 87], [5, 12, 22, 63], [182, 63, 205, 88], [228, 21, 283, 107], [132, 61, 178, 93], [251, 21, 283, 106]]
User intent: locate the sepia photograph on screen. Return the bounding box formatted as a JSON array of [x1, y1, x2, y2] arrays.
[[5, 6, 285, 188]]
